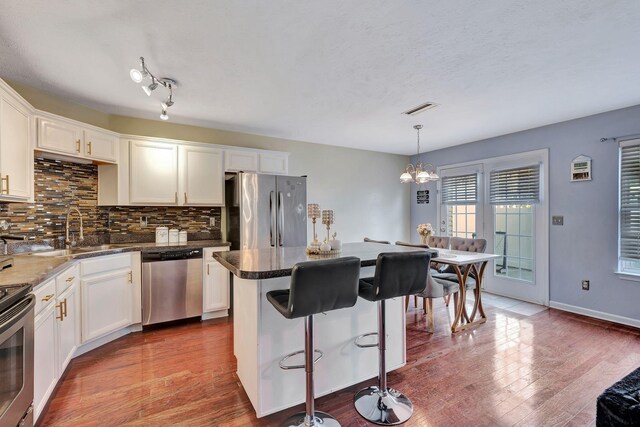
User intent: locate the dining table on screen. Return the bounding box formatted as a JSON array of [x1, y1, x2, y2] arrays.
[[430, 249, 501, 333]]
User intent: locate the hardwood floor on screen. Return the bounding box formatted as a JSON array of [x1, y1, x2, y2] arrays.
[[39, 295, 640, 426]]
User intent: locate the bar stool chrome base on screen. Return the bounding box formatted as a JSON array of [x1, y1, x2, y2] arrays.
[[281, 410, 341, 427], [354, 385, 413, 426]]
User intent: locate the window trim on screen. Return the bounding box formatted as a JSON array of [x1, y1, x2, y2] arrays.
[[618, 138, 640, 276]]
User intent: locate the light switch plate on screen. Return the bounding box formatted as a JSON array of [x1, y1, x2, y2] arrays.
[[552, 216, 564, 226]]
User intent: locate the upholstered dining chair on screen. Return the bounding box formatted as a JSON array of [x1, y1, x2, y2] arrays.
[[432, 237, 487, 308], [363, 237, 391, 244], [394, 241, 460, 332]]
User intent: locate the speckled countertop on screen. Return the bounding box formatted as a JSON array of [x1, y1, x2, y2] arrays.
[[213, 242, 439, 280], [0, 240, 230, 288]]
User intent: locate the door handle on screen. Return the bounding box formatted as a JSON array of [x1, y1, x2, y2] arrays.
[[62, 298, 68, 318], [128, 271, 133, 283], [87, 141, 92, 155], [278, 192, 284, 246], [269, 191, 276, 247]]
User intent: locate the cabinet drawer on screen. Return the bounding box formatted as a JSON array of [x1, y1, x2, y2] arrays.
[[33, 279, 56, 316], [55, 264, 79, 295], [80, 253, 132, 277], [203, 246, 229, 259]]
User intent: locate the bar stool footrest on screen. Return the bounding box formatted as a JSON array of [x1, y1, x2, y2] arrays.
[[279, 349, 324, 370], [355, 332, 379, 348]]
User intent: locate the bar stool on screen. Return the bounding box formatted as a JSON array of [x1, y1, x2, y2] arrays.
[[354, 251, 431, 425], [267, 257, 361, 427]]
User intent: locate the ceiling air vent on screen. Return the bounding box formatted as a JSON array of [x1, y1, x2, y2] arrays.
[[402, 102, 439, 116]]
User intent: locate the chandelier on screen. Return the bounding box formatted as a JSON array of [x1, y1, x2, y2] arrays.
[[400, 124, 440, 184], [129, 57, 176, 121]]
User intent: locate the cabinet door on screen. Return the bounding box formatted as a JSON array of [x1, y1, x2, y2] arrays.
[[224, 150, 258, 172], [84, 129, 118, 162], [259, 152, 288, 175], [129, 140, 178, 204], [203, 260, 230, 312], [37, 117, 83, 156], [81, 269, 133, 343], [180, 145, 224, 206], [34, 304, 58, 422], [57, 283, 79, 374], [0, 94, 31, 199]]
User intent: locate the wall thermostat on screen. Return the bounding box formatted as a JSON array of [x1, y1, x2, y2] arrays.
[[571, 155, 592, 181]]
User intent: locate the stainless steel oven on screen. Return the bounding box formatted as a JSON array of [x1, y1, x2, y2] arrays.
[[0, 285, 34, 427]]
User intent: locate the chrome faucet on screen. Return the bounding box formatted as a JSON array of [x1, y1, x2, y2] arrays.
[[65, 207, 84, 248]]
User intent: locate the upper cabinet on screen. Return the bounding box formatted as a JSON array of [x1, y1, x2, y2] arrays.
[[179, 145, 224, 206], [259, 152, 289, 175], [36, 114, 118, 163], [225, 150, 258, 172], [129, 139, 178, 204], [0, 80, 33, 201]]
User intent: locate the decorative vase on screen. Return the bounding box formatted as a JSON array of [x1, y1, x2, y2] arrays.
[[420, 235, 428, 245]]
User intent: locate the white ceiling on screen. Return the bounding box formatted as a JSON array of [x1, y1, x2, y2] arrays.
[[0, 1, 639, 155]]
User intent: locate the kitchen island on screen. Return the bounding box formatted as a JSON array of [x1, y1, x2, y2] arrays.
[[214, 242, 437, 417]]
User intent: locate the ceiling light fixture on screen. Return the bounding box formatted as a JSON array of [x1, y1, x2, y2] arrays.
[[400, 124, 440, 184], [129, 56, 177, 120]]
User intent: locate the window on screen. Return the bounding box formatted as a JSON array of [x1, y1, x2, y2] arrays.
[[619, 140, 640, 275], [490, 165, 540, 283], [441, 174, 478, 239]]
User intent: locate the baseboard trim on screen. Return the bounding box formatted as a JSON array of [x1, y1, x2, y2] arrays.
[[75, 324, 143, 357], [549, 301, 640, 329], [202, 310, 229, 320]]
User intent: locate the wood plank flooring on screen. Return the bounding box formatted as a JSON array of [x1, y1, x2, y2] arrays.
[[39, 295, 640, 426]]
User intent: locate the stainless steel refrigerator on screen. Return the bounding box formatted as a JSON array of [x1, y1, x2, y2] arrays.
[[225, 173, 307, 250]]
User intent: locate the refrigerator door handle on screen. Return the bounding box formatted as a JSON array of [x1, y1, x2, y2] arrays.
[[270, 191, 276, 247], [278, 191, 284, 246]]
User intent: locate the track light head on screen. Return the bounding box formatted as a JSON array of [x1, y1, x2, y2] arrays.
[[130, 57, 148, 83], [142, 80, 158, 96], [160, 108, 169, 121]]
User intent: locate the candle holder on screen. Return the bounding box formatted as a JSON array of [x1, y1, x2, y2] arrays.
[[307, 203, 321, 245], [321, 210, 334, 242]]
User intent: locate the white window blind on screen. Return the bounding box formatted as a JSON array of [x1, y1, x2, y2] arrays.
[[489, 165, 540, 205], [441, 174, 477, 204], [620, 142, 640, 262]]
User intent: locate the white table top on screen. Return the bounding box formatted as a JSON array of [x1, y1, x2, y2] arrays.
[[431, 249, 501, 266]]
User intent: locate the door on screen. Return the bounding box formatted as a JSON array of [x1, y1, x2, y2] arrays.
[[81, 269, 133, 342], [276, 175, 307, 247], [129, 140, 178, 204], [56, 283, 79, 373], [0, 95, 31, 199], [240, 173, 277, 249], [34, 303, 57, 421], [179, 145, 224, 205], [482, 154, 549, 304], [204, 260, 230, 312], [37, 117, 83, 155], [84, 129, 118, 162]]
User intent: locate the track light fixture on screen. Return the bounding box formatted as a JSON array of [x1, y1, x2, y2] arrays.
[[129, 56, 177, 120]]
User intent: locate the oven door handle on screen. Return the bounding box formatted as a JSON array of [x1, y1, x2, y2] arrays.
[[0, 294, 35, 336]]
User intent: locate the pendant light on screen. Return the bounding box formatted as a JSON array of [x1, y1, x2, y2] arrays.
[[400, 124, 440, 184]]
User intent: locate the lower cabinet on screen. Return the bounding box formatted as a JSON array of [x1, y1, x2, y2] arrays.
[[80, 253, 138, 343], [204, 260, 230, 312], [34, 298, 57, 420], [57, 282, 79, 373]]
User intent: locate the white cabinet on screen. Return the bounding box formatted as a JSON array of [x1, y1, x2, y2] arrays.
[[179, 145, 224, 206], [203, 247, 230, 317], [0, 81, 32, 200], [56, 282, 79, 374], [129, 139, 178, 204], [225, 149, 258, 172], [259, 152, 289, 175], [37, 116, 118, 163], [34, 295, 57, 421], [80, 253, 138, 343]]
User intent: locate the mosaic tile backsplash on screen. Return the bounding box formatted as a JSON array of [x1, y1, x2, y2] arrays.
[[0, 157, 222, 249]]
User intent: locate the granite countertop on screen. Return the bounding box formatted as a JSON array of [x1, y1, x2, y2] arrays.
[[213, 242, 439, 280], [0, 240, 230, 289]]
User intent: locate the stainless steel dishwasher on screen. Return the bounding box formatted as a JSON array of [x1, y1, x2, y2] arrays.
[[141, 248, 203, 326]]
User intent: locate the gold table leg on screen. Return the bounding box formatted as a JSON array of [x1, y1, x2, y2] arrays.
[[451, 261, 489, 333]]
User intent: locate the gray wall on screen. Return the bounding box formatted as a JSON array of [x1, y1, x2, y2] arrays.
[[411, 104, 640, 323]]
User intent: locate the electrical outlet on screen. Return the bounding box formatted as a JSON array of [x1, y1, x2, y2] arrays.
[[209, 217, 216, 227], [552, 216, 564, 226], [139, 216, 148, 226], [582, 280, 590, 290]]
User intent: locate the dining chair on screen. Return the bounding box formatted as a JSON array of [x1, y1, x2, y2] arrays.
[[394, 241, 459, 332], [426, 236, 452, 306]]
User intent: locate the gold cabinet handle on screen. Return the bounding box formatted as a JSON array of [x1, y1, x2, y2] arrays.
[[41, 294, 55, 302], [56, 302, 64, 321], [65, 276, 75, 282], [128, 271, 133, 283], [175, 192, 178, 204], [76, 139, 81, 153], [184, 192, 188, 204], [87, 141, 92, 155], [1, 175, 8, 194], [62, 298, 68, 318], [207, 264, 210, 275]]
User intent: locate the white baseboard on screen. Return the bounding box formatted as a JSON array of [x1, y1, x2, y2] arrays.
[[202, 310, 229, 320], [549, 301, 640, 329], [75, 324, 143, 357]]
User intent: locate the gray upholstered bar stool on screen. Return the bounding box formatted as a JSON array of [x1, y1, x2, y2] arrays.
[[354, 251, 431, 425], [266, 257, 361, 427]]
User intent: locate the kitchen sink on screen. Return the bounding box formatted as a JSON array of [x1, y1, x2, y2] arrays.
[[28, 245, 122, 257], [29, 249, 76, 257]]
